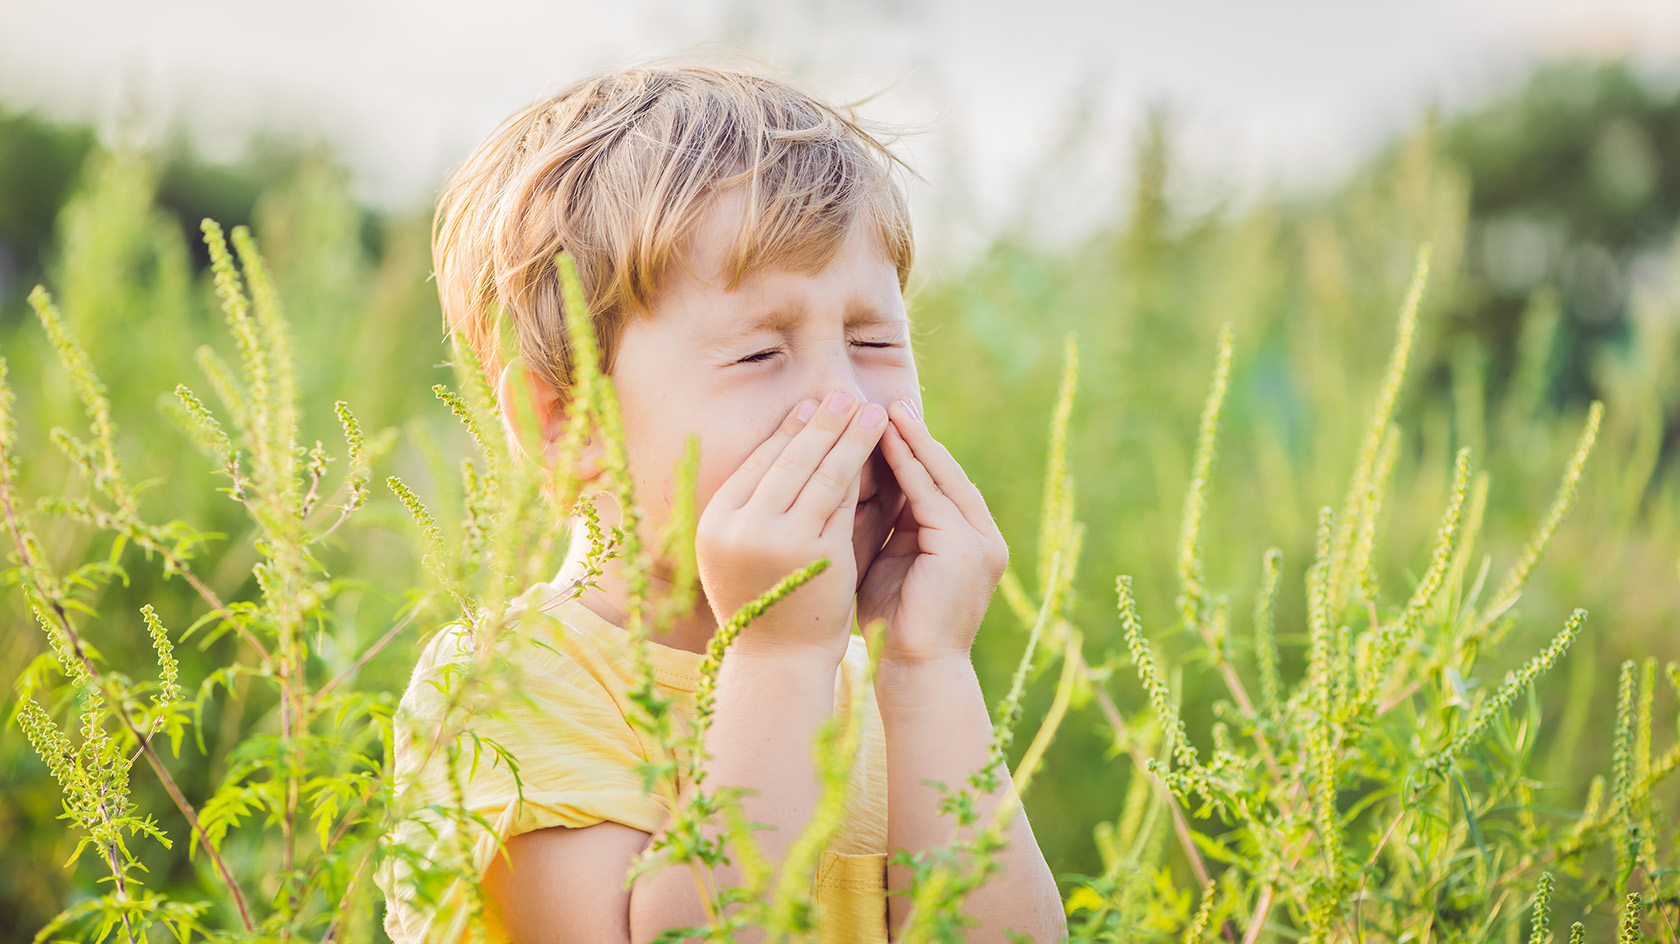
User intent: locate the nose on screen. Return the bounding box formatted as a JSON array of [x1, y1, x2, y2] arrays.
[[802, 343, 889, 497], [807, 342, 871, 412]]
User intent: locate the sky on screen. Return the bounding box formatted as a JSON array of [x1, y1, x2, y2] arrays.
[[1, 0, 1677, 259]]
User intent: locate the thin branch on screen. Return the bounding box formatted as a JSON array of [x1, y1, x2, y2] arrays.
[[164, 550, 271, 664], [1354, 807, 1408, 942], [0, 466, 258, 932], [1240, 884, 1275, 944], [318, 830, 382, 944], [313, 601, 429, 705], [136, 732, 256, 929], [1076, 644, 1236, 944], [53, 494, 273, 663]]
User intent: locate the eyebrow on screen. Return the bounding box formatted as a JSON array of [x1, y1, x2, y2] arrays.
[[712, 303, 905, 344]]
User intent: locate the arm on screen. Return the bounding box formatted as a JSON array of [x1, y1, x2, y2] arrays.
[[858, 401, 1067, 941], [482, 650, 840, 944], [486, 395, 888, 943], [877, 656, 1063, 941]]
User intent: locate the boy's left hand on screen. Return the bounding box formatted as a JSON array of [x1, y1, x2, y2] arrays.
[[857, 400, 1008, 667]]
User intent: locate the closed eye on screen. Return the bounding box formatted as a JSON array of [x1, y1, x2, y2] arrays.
[[736, 341, 902, 365]]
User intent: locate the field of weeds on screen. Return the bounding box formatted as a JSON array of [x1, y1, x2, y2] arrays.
[[1, 63, 1677, 942]]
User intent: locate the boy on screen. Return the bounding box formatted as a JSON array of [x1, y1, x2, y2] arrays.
[[379, 62, 1064, 943]]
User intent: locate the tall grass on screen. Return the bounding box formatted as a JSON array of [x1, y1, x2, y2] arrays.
[[1, 119, 1677, 942]]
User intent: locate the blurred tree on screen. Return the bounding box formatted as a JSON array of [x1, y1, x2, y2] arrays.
[[1439, 60, 1680, 408], [0, 110, 94, 311], [0, 107, 320, 314]]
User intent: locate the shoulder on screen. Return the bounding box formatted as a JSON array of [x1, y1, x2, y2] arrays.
[[399, 583, 612, 702], [387, 585, 671, 813], [390, 584, 644, 774]]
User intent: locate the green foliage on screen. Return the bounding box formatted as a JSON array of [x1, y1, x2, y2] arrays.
[[3, 62, 1680, 943], [1036, 239, 1674, 940]]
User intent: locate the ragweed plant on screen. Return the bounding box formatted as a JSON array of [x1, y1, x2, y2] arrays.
[[1049, 246, 1679, 943], [4, 199, 1090, 943], [5, 159, 1677, 944], [4, 220, 408, 941]]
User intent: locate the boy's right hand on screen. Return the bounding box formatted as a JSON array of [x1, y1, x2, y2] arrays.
[[695, 391, 887, 664]]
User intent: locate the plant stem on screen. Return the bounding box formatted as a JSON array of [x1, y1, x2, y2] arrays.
[[1241, 884, 1275, 944], [158, 542, 272, 663], [1075, 643, 1236, 943], [313, 601, 429, 705], [0, 466, 258, 932], [319, 830, 382, 944], [1354, 807, 1408, 941]]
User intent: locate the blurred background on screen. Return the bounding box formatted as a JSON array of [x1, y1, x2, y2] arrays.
[[2, 0, 1678, 938], [4, 0, 1678, 264]]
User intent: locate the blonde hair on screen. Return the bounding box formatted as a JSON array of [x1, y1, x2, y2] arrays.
[[434, 62, 916, 398]]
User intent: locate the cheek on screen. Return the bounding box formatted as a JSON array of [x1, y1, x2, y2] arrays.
[[690, 409, 791, 515], [617, 374, 768, 508], [862, 361, 920, 411], [616, 403, 675, 506]]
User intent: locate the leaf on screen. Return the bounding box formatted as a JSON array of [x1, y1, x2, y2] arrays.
[[193, 783, 267, 860], [1066, 885, 1106, 914], [1451, 768, 1489, 858]]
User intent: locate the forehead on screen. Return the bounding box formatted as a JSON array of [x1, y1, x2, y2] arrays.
[[654, 190, 906, 336]]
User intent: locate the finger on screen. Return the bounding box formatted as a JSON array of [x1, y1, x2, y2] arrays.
[[818, 468, 862, 542], [710, 398, 820, 510], [790, 401, 890, 527], [878, 420, 967, 534], [856, 500, 917, 597], [888, 400, 1001, 538], [877, 494, 921, 557], [750, 390, 864, 513]]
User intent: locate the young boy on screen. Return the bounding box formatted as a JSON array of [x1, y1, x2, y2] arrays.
[[379, 62, 1064, 943]]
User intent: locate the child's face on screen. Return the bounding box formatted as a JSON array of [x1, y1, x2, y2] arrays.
[[610, 190, 918, 584]]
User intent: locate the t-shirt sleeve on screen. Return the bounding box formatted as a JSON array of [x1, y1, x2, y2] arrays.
[[377, 622, 672, 943], [412, 621, 673, 828]]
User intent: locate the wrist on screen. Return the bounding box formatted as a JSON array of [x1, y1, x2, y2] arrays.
[[712, 645, 843, 727], [724, 638, 847, 676], [877, 642, 974, 670], [708, 596, 853, 668], [873, 653, 978, 716]]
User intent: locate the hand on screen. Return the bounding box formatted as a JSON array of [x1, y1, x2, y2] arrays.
[[695, 391, 889, 664], [857, 400, 1008, 668]]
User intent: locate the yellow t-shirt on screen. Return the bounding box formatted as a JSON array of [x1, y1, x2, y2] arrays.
[[378, 579, 890, 944]]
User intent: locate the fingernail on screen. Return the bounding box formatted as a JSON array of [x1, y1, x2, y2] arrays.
[[796, 399, 818, 422], [860, 403, 886, 427], [826, 390, 855, 413]]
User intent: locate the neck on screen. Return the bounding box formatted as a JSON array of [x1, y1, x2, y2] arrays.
[[551, 531, 719, 656]]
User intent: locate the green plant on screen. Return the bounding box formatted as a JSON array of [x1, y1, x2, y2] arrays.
[[1047, 249, 1678, 943], [4, 102, 1678, 942]]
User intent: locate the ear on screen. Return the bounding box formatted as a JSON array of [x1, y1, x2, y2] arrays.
[[496, 356, 605, 480]]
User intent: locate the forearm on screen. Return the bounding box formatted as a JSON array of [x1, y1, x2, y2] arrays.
[[877, 656, 1066, 942], [629, 650, 839, 943]]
